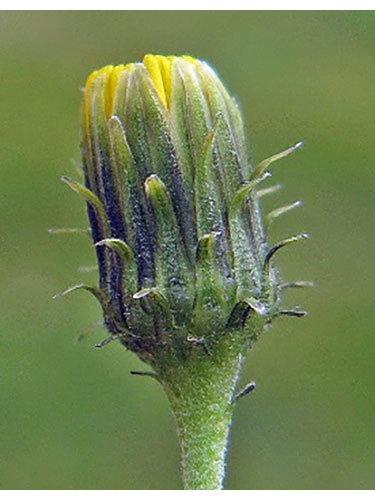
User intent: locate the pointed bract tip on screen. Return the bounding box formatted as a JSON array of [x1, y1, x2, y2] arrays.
[[279, 309, 308, 318]]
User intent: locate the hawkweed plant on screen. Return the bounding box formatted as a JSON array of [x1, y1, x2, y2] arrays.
[[56, 54, 310, 490]]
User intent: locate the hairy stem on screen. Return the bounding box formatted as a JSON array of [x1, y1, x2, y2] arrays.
[[159, 336, 246, 489]]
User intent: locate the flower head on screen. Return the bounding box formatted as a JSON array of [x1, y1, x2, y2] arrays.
[[61, 54, 307, 365]]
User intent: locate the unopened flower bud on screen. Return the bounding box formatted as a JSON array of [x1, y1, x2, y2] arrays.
[[60, 54, 309, 490], [61, 54, 307, 363]]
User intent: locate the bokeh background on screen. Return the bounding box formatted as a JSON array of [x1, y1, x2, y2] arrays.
[[1, 11, 374, 489]]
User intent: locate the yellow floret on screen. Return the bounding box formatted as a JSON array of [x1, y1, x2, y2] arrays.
[[143, 54, 170, 107], [84, 55, 199, 130], [84, 65, 112, 133], [182, 55, 199, 65], [143, 54, 198, 109], [83, 63, 136, 132]]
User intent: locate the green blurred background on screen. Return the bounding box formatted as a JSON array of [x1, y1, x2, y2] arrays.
[[0, 11, 374, 489]]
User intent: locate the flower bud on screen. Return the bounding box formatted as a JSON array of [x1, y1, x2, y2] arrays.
[[63, 54, 307, 363]]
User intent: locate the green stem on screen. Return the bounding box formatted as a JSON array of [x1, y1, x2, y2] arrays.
[[159, 337, 246, 490]]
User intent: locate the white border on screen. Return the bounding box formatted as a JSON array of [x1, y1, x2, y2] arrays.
[[2, 3, 373, 10], [1, 490, 375, 497]]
